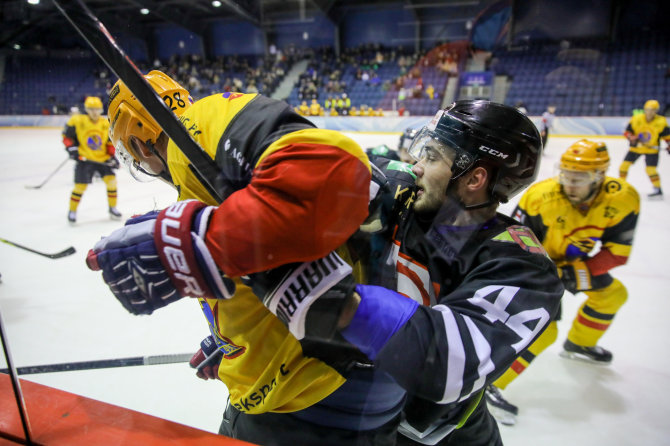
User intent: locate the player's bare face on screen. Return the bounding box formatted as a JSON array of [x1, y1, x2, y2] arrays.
[[86, 107, 102, 121], [644, 108, 657, 121], [412, 144, 454, 214], [559, 170, 597, 204]]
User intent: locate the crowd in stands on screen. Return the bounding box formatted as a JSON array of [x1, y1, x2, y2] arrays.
[[290, 42, 460, 116]]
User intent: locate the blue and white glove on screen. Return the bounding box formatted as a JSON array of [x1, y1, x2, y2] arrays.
[[86, 200, 235, 315]]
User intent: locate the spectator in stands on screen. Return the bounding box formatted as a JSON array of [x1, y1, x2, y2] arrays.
[[341, 93, 351, 114], [295, 101, 309, 116], [309, 99, 323, 116], [335, 95, 345, 114], [425, 84, 435, 100], [325, 95, 333, 110], [398, 87, 407, 102]]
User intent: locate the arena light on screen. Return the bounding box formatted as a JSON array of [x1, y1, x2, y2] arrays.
[[140, 8, 149, 15], [27, 0, 40, 5], [212, 1, 222, 6]]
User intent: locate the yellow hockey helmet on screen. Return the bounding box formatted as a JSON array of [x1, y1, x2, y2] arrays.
[[84, 96, 103, 110], [644, 99, 660, 110], [107, 70, 191, 160], [560, 139, 610, 173]]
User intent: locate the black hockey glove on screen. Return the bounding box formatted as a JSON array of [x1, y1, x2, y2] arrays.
[[66, 146, 79, 160], [558, 259, 592, 294], [105, 156, 120, 170]]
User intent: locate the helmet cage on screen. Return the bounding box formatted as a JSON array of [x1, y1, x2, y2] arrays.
[[114, 137, 159, 182]]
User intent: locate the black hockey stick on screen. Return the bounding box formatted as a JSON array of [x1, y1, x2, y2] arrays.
[[52, 0, 229, 204], [25, 156, 70, 189], [0, 237, 76, 259], [0, 353, 193, 375]]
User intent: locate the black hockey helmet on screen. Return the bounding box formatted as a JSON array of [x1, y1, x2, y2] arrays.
[[408, 100, 542, 204]]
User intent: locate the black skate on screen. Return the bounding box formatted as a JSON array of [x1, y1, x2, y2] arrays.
[[68, 211, 76, 224], [109, 207, 122, 220], [560, 339, 612, 364], [485, 385, 518, 426], [648, 188, 663, 199]]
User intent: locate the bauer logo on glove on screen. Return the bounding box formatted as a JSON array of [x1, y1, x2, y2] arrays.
[[87, 200, 235, 315]]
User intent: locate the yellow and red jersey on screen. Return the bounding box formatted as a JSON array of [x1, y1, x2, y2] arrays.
[[625, 113, 670, 154], [62, 114, 114, 163], [166, 92, 371, 414], [513, 176, 639, 276]]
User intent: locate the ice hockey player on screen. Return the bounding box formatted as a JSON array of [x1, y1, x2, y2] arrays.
[[62, 96, 121, 223], [243, 101, 563, 445], [487, 139, 640, 426], [619, 99, 670, 198], [88, 71, 382, 443]]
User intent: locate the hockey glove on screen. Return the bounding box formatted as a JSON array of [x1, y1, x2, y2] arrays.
[[105, 156, 120, 170], [248, 251, 357, 341], [624, 131, 639, 146], [189, 335, 223, 380], [66, 146, 79, 160], [87, 200, 235, 315], [558, 259, 592, 294]]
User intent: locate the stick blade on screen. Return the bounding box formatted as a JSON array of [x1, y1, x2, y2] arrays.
[[49, 247, 76, 259]]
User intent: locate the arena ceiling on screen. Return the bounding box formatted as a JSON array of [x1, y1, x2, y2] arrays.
[[1, 0, 483, 51]]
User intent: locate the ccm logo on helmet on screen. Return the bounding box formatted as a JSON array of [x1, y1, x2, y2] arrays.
[[479, 145, 509, 159], [159, 201, 206, 296]]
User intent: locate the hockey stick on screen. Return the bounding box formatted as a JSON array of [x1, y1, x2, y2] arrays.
[[0, 353, 193, 375], [52, 0, 229, 204], [0, 307, 33, 443], [0, 237, 76, 259], [25, 156, 70, 189]]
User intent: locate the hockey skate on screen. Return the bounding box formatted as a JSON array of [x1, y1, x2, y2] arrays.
[[68, 211, 76, 224], [109, 207, 122, 220], [560, 339, 612, 364], [648, 188, 663, 199], [485, 385, 518, 426]]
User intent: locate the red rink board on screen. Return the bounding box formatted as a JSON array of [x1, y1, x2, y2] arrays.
[[0, 373, 254, 445]]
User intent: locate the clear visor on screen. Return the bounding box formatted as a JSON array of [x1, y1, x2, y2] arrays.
[[407, 128, 457, 165], [401, 134, 415, 150], [115, 139, 158, 183], [557, 167, 603, 188]]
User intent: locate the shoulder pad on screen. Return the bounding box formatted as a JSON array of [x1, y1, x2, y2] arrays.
[[602, 177, 640, 209]]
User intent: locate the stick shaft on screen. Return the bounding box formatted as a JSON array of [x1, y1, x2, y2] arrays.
[[0, 238, 75, 259], [0, 353, 193, 375], [52, 0, 229, 203], [25, 156, 70, 189]]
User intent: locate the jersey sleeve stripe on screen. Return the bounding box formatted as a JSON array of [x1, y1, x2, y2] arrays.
[[432, 304, 466, 404]]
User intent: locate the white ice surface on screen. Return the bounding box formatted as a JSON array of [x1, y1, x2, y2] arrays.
[[1, 128, 669, 444]]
